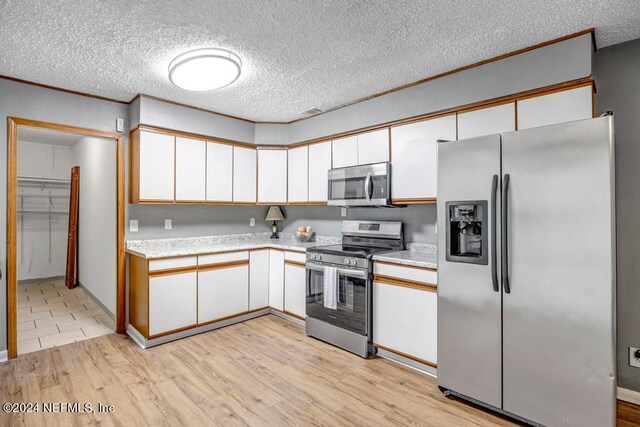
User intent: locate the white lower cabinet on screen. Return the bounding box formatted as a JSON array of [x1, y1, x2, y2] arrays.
[[284, 263, 306, 318], [198, 265, 249, 324], [269, 250, 285, 310], [373, 281, 437, 365], [148, 271, 197, 336], [249, 250, 270, 310]]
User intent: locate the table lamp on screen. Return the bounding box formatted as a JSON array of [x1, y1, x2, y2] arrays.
[[265, 206, 285, 239]]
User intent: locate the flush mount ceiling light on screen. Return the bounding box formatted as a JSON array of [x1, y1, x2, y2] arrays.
[[168, 48, 242, 91]]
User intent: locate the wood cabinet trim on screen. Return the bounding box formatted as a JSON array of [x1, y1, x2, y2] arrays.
[[374, 343, 437, 369], [148, 324, 199, 340], [196, 307, 269, 328], [374, 260, 437, 272], [136, 124, 256, 149], [198, 260, 249, 272], [374, 275, 437, 293], [149, 266, 198, 277], [284, 260, 306, 268], [283, 310, 305, 321]]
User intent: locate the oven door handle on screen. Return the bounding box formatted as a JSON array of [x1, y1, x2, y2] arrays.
[[306, 262, 368, 279]]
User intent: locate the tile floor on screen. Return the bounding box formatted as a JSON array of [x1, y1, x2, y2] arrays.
[[17, 279, 114, 354]]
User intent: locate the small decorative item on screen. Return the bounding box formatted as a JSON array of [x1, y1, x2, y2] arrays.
[[294, 225, 315, 242], [265, 206, 285, 239]]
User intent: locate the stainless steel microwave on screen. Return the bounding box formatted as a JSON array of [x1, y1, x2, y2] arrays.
[[327, 162, 392, 207]]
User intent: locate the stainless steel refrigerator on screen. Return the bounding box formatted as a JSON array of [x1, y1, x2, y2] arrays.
[[436, 116, 616, 427]]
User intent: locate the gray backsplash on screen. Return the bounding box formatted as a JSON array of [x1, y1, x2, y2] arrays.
[[127, 203, 437, 244]]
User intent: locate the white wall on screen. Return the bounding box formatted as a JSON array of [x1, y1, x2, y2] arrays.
[[17, 141, 71, 281], [71, 136, 117, 316]]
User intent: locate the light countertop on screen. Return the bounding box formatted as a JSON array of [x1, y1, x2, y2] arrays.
[[126, 232, 340, 259], [127, 233, 438, 269], [373, 243, 438, 269]]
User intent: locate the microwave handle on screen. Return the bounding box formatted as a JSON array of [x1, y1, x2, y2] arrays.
[[365, 172, 372, 203]]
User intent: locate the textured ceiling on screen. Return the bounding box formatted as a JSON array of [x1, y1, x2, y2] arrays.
[[1, 1, 639, 122]]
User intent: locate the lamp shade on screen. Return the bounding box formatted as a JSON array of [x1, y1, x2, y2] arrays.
[[265, 206, 285, 221]]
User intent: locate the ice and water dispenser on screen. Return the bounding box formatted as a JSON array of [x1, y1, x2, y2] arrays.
[[445, 201, 488, 265]]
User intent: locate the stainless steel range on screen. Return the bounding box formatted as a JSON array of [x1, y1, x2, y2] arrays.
[[305, 220, 404, 358]]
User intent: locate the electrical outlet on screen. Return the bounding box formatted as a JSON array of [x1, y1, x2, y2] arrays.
[[116, 118, 124, 132], [630, 347, 640, 368], [165, 219, 172, 230], [250, 218, 255, 227], [341, 207, 347, 217], [129, 220, 138, 232]]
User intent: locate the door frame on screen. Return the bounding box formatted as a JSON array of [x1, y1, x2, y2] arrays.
[[6, 117, 126, 359]]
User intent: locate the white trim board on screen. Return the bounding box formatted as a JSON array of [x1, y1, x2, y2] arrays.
[[618, 387, 640, 406], [0, 350, 8, 364]]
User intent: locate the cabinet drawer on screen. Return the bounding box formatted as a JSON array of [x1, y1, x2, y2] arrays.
[[149, 271, 197, 336], [149, 256, 197, 272], [284, 251, 306, 263], [373, 262, 437, 285], [198, 251, 249, 266]]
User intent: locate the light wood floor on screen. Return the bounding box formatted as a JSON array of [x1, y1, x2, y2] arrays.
[[0, 314, 638, 426]]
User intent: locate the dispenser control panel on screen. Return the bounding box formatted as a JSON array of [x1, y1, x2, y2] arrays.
[[445, 200, 488, 265]]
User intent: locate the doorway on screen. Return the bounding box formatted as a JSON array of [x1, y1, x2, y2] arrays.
[[6, 118, 125, 359]]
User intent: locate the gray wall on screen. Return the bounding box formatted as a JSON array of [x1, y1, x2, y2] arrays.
[[289, 34, 593, 143], [138, 96, 255, 143], [0, 78, 129, 352], [127, 204, 437, 244], [596, 38, 640, 392]]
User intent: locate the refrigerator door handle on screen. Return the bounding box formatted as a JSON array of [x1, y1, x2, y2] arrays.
[[502, 173, 511, 294], [491, 174, 499, 292]]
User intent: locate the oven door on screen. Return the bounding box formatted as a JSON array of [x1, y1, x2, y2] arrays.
[[305, 262, 369, 335], [327, 163, 391, 206]]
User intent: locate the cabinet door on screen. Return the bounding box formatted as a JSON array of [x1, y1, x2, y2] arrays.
[[357, 128, 389, 165], [175, 136, 206, 202], [458, 103, 516, 140], [249, 250, 270, 310], [284, 263, 306, 318], [373, 282, 437, 365], [308, 141, 332, 202], [391, 114, 456, 201], [517, 85, 593, 130], [233, 146, 257, 203], [258, 149, 288, 204], [287, 145, 308, 203], [148, 271, 197, 336], [332, 135, 358, 168], [206, 141, 233, 202], [198, 265, 249, 324], [139, 130, 175, 201], [268, 250, 285, 310]]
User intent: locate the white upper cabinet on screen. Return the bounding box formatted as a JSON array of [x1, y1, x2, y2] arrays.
[[332, 135, 358, 168], [138, 130, 175, 201], [458, 102, 516, 140], [175, 136, 206, 202], [391, 114, 456, 201], [517, 85, 593, 130], [206, 141, 233, 202], [287, 145, 308, 203], [258, 149, 288, 204], [233, 146, 257, 203], [357, 128, 389, 164], [308, 141, 332, 203]]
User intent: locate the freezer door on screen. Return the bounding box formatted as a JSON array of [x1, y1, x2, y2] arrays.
[[437, 134, 502, 408], [501, 117, 616, 427]]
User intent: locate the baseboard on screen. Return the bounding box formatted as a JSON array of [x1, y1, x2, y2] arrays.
[[18, 275, 64, 286], [77, 281, 116, 320], [0, 350, 8, 363], [618, 387, 640, 406]]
